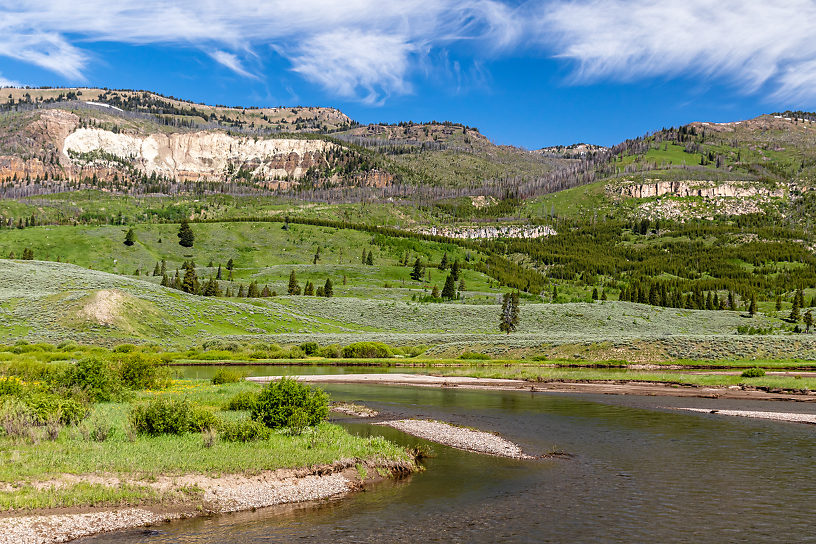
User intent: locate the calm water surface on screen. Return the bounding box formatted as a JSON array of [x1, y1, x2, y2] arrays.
[[86, 368, 816, 543]]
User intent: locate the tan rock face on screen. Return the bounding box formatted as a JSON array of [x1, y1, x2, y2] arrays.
[[63, 128, 336, 181], [614, 180, 785, 199]]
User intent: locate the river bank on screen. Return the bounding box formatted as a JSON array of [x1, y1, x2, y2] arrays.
[[248, 373, 816, 402], [0, 459, 413, 544]]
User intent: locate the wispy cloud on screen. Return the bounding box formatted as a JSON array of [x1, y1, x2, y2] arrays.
[[208, 50, 258, 79], [5, 1, 816, 104], [541, 0, 816, 102]]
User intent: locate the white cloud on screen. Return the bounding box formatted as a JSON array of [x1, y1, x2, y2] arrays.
[[208, 50, 257, 79], [0, 73, 23, 87], [6, 1, 816, 104], [0, 0, 519, 103], [541, 0, 816, 102]]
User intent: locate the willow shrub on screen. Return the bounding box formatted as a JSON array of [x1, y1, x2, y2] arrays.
[[251, 377, 328, 430]]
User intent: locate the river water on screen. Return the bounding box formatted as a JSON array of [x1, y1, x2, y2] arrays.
[[85, 368, 816, 543]]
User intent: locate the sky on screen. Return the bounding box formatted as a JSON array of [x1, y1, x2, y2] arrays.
[[1, 0, 815, 148]]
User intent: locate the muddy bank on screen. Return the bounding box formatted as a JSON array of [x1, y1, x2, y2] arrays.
[[248, 373, 816, 402], [0, 460, 412, 544]]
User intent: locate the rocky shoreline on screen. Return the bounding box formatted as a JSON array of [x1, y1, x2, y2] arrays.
[[0, 460, 412, 544], [672, 407, 816, 424], [376, 419, 533, 459]]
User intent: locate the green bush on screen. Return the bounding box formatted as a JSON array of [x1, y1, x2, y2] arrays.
[[318, 344, 342, 358], [251, 377, 329, 429], [299, 342, 319, 356], [118, 354, 170, 390], [69, 357, 119, 402], [212, 368, 243, 385], [341, 342, 392, 359], [287, 346, 305, 359], [190, 405, 219, 431], [113, 344, 138, 353], [129, 398, 194, 436], [0, 376, 24, 397], [219, 418, 272, 442], [224, 391, 258, 411], [459, 351, 491, 360], [24, 393, 86, 425], [741, 367, 766, 378]]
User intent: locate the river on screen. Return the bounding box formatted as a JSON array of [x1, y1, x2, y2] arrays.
[[83, 367, 816, 543]]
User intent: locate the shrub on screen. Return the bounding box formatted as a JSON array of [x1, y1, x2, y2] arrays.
[[299, 342, 319, 356], [0, 376, 24, 397], [113, 344, 138, 353], [287, 346, 306, 359], [129, 398, 194, 436], [224, 391, 258, 411], [0, 398, 36, 440], [251, 377, 329, 429], [190, 405, 219, 431], [318, 344, 342, 358], [741, 367, 766, 378], [459, 351, 491, 360], [212, 368, 243, 385], [69, 357, 119, 402], [118, 354, 170, 390], [342, 342, 392, 359], [219, 418, 272, 442], [24, 393, 86, 425]]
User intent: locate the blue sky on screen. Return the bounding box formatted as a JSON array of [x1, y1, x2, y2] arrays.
[[1, 1, 814, 148]]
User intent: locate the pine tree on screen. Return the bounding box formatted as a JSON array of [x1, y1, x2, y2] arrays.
[[304, 281, 314, 296], [202, 277, 220, 297], [601, 289, 608, 301], [160, 259, 167, 275], [776, 296, 782, 312], [499, 291, 520, 334], [805, 310, 813, 333], [790, 295, 801, 322], [261, 285, 271, 297], [124, 228, 136, 246], [458, 278, 466, 292], [552, 285, 558, 301], [177, 219, 194, 248], [153, 262, 160, 276], [439, 252, 448, 270], [288, 271, 299, 295], [410, 258, 424, 281], [324, 278, 333, 297], [172, 269, 181, 289], [160, 273, 169, 287], [361, 248, 367, 264], [441, 274, 456, 299], [181, 266, 199, 294], [431, 285, 440, 298], [796, 289, 805, 310], [238, 284, 246, 297], [592, 287, 599, 300], [226, 258, 234, 270], [22, 248, 33, 260], [748, 293, 757, 317], [216, 264, 222, 280], [366, 251, 374, 266], [248, 281, 260, 298], [450, 260, 460, 281]]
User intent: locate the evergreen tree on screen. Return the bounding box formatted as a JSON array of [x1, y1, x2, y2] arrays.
[[552, 285, 558, 301], [177, 219, 194, 248], [790, 295, 801, 322], [238, 284, 246, 297], [226, 258, 234, 270], [450, 260, 460, 281], [706, 292, 714, 310], [261, 285, 271, 297], [499, 291, 520, 334], [153, 262, 160, 276], [439, 252, 448, 270], [316, 286, 325, 296], [160, 273, 169, 287], [216, 264, 222, 280], [601, 289, 608, 301], [304, 281, 314, 296], [796, 289, 805, 310], [713, 292, 720, 309], [458, 278, 466, 292], [202, 277, 220, 297], [181, 266, 199, 294], [366, 250, 374, 266], [324, 278, 333, 297], [592, 287, 599, 300], [21, 248, 33, 260], [748, 293, 757, 317], [776, 296, 782, 312], [172, 269, 181, 289], [727, 291, 735, 310], [248, 281, 260, 298], [410, 258, 425, 281], [431, 285, 440, 298], [288, 271, 300, 295], [441, 274, 456, 300], [160, 259, 167, 275], [123, 228, 136, 246], [361, 248, 367, 264], [805, 310, 814, 333]]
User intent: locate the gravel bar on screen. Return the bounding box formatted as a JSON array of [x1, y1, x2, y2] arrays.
[[673, 407, 816, 424], [377, 419, 533, 459]]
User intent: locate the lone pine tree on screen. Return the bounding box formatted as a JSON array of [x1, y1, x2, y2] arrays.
[[124, 228, 136, 246], [410, 258, 425, 281], [499, 291, 520, 334], [441, 273, 457, 300], [177, 219, 194, 248]]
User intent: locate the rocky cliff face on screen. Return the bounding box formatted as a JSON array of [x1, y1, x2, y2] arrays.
[[613, 180, 785, 199], [62, 128, 335, 181]]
